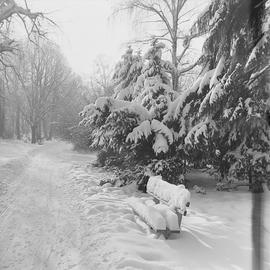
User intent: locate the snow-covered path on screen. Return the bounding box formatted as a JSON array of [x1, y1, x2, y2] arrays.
[[0, 141, 95, 270], [0, 140, 269, 270]]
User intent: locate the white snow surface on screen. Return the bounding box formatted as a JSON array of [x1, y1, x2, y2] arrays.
[[0, 140, 270, 270], [153, 204, 180, 231], [147, 176, 190, 214], [128, 197, 166, 231]]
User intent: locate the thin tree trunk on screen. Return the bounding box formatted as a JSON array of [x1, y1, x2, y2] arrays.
[[172, 41, 179, 92], [0, 89, 5, 138], [15, 106, 21, 140], [252, 192, 263, 270], [37, 121, 42, 142], [31, 125, 37, 144], [248, 167, 252, 191], [42, 119, 48, 140], [48, 123, 53, 140]]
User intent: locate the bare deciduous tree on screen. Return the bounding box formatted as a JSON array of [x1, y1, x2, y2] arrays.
[[0, 0, 52, 138], [14, 41, 69, 143], [116, 0, 204, 91]]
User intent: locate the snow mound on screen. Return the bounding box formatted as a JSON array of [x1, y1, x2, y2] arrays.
[[128, 197, 166, 231], [153, 204, 180, 231], [147, 176, 191, 214]]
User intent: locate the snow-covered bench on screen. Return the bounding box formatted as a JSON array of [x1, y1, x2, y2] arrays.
[[129, 176, 190, 239]]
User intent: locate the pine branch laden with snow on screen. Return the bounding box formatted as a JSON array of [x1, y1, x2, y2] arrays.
[[134, 41, 174, 121], [128, 197, 166, 231], [126, 120, 152, 144], [112, 47, 143, 101], [83, 97, 152, 123], [173, 77, 202, 119], [147, 176, 191, 214], [198, 69, 215, 94], [184, 118, 216, 146], [153, 133, 169, 154], [209, 56, 225, 89], [245, 32, 270, 70], [151, 119, 173, 145]]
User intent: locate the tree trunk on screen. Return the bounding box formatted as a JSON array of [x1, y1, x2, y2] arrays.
[[171, 35, 179, 92], [252, 192, 263, 270], [248, 167, 252, 191], [31, 125, 37, 144], [42, 119, 48, 140], [0, 91, 5, 138], [15, 106, 21, 140], [48, 122, 53, 140], [37, 121, 42, 142]]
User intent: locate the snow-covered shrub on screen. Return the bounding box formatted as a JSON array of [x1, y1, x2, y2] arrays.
[[80, 43, 182, 186], [148, 156, 186, 184]]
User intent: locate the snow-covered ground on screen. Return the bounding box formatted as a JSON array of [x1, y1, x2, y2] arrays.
[[0, 140, 269, 270]]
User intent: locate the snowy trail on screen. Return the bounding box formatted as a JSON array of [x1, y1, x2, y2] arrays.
[[0, 140, 269, 270], [0, 141, 94, 270]]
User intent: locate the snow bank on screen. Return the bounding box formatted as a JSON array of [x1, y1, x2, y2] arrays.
[[128, 198, 166, 231], [153, 204, 180, 231], [65, 156, 270, 270], [147, 176, 191, 214]]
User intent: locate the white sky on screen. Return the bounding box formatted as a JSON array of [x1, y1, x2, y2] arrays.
[[23, 0, 208, 77]]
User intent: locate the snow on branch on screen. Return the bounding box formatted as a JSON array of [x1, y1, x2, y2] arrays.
[[153, 133, 169, 154], [95, 97, 151, 121], [151, 119, 173, 144], [185, 118, 216, 145], [173, 76, 202, 118], [209, 56, 225, 89], [126, 118, 173, 154], [126, 120, 152, 143]]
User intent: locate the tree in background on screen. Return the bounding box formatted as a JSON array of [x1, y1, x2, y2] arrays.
[[116, 0, 205, 92], [14, 41, 69, 143], [0, 0, 51, 138], [53, 74, 89, 150], [2, 39, 88, 145], [87, 56, 114, 102]]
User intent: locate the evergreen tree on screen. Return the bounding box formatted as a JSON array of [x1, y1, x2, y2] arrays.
[[135, 40, 176, 120], [112, 47, 143, 101], [171, 0, 270, 190]]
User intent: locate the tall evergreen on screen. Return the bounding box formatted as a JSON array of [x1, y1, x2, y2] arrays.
[[112, 47, 143, 101], [172, 0, 270, 189]]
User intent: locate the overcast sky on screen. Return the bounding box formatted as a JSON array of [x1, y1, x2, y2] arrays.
[[23, 0, 208, 77]]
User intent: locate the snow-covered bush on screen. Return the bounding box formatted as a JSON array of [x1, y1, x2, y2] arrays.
[[80, 42, 182, 185], [147, 156, 186, 184]]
